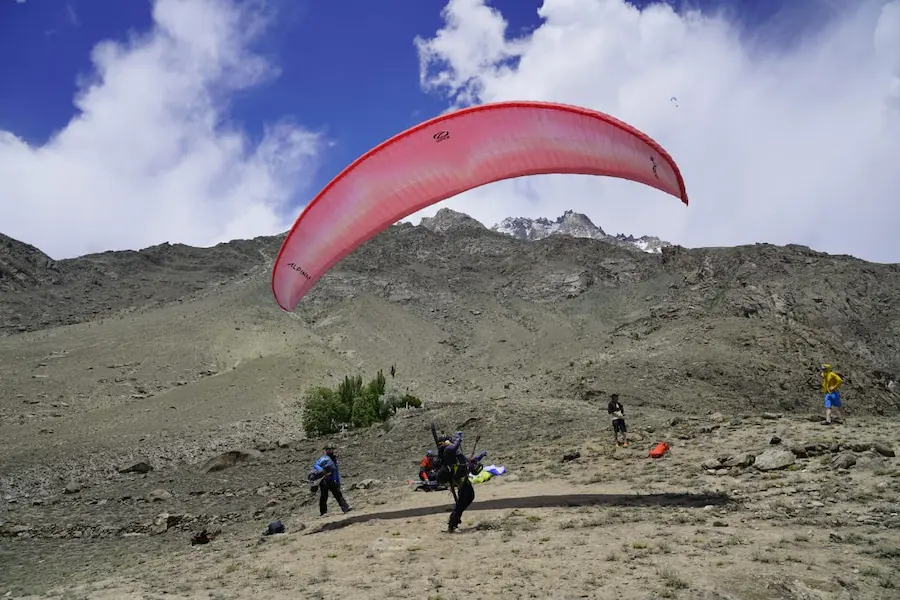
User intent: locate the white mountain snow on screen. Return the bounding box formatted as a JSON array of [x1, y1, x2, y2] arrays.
[[417, 208, 671, 253], [491, 210, 671, 253]]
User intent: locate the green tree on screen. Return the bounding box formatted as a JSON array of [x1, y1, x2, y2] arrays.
[[302, 386, 349, 437], [350, 389, 380, 428], [367, 369, 386, 397], [300, 371, 423, 438], [337, 375, 364, 408]]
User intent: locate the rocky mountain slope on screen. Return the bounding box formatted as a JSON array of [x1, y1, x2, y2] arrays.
[[491, 209, 671, 253], [3, 208, 898, 411], [2, 208, 899, 598], [0, 234, 285, 335], [0, 233, 63, 292]]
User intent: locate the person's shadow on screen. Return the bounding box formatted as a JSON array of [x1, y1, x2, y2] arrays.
[[307, 491, 730, 534]]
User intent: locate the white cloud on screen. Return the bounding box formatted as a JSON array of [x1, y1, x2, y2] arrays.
[[0, 0, 323, 259], [410, 0, 900, 263]]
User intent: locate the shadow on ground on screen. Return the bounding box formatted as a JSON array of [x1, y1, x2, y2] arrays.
[[308, 491, 731, 534]]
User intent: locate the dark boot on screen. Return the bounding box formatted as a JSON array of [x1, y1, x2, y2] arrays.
[[447, 512, 460, 533]]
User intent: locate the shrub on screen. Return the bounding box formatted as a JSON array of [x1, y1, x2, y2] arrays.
[[379, 386, 423, 419], [301, 386, 348, 437], [301, 370, 422, 437]]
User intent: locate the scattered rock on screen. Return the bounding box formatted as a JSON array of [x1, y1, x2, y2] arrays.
[[118, 461, 153, 474], [789, 445, 809, 458], [722, 453, 755, 468], [152, 512, 174, 534], [63, 482, 81, 494], [830, 453, 857, 470], [873, 442, 895, 458], [1, 524, 33, 537], [352, 478, 379, 490], [761, 412, 783, 420], [146, 488, 173, 502], [202, 449, 263, 473], [770, 436, 782, 445], [701, 458, 723, 470], [754, 448, 796, 471], [562, 452, 581, 462], [791, 442, 828, 458]]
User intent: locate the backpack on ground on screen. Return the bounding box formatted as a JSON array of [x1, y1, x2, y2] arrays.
[[648, 442, 670, 459]]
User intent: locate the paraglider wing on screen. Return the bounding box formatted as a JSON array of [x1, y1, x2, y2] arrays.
[[272, 100, 689, 311]]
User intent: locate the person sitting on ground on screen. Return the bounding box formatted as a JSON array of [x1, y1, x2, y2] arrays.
[[311, 444, 352, 517], [419, 450, 437, 482], [608, 393, 628, 447], [821, 364, 844, 425]]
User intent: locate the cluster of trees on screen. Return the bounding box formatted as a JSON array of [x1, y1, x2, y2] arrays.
[[301, 369, 422, 437]]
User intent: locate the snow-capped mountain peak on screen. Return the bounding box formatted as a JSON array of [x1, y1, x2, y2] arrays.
[[493, 210, 607, 241], [492, 210, 671, 253], [415, 208, 671, 253]]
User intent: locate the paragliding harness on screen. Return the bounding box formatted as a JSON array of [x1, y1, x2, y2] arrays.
[[414, 479, 448, 493], [429, 423, 485, 500], [413, 451, 445, 492], [307, 466, 327, 493]]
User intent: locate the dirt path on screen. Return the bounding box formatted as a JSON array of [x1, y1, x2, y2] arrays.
[[12, 445, 899, 600]]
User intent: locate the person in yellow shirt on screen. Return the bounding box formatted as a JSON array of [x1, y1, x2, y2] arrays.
[[821, 364, 844, 424]]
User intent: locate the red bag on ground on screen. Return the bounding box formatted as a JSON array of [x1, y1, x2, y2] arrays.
[[648, 442, 670, 458]]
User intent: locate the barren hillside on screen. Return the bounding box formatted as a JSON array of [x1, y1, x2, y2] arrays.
[[1, 210, 899, 599]]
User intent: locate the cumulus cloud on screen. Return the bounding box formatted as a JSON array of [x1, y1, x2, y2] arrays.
[[0, 0, 323, 259], [410, 0, 900, 263]]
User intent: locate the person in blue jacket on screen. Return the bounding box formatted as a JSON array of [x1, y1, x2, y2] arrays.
[[312, 444, 352, 516]]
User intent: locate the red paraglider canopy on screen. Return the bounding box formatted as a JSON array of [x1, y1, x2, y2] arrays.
[[272, 100, 689, 311]]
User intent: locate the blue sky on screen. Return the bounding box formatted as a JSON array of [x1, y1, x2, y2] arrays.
[[1, 0, 898, 263], [0, 0, 830, 193]]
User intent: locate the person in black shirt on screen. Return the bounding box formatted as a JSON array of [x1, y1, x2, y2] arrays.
[[435, 432, 474, 532], [607, 393, 628, 447]]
